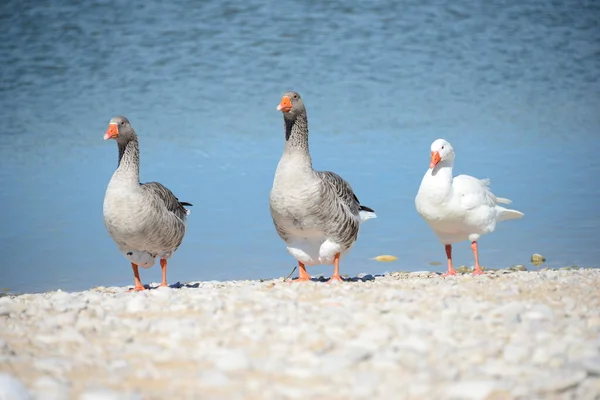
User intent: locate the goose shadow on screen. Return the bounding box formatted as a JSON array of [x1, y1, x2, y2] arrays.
[[127, 274, 386, 290]]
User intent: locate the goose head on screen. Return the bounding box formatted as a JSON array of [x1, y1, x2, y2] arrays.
[[277, 91, 306, 120], [429, 139, 455, 169], [104, 116, 135, 144]]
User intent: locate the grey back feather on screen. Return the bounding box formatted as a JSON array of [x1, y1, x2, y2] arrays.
[[314, 170, 363, 248], [141, 181, 191, 222]]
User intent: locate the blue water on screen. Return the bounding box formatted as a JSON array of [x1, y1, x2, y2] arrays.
[[1, 0, 599, 293]]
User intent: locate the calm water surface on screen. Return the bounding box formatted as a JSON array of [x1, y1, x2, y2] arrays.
[[1, 0, 599, 292]]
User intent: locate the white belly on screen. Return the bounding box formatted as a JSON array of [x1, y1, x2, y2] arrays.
[[119, 248, 174, 269], [122, 249, 157, 269], [286, 230, 344, 266]]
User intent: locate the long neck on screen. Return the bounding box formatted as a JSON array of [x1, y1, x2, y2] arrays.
[[282, 112, 312, 167], [114, 137, 140, 181], [420, 160, 454, 203]]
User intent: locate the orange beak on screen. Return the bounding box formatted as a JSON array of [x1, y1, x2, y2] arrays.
[[104, 123, 119, 140], [429, 151, 441, 169], [277, 96, 292, 113]]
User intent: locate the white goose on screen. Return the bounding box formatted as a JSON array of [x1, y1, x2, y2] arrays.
[[415, 139, 523, 276], [103, 116, 192, 291], [269, 91, 376, 282]]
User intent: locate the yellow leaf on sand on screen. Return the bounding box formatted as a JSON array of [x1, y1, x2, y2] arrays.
[[371, 255, 398, 262]]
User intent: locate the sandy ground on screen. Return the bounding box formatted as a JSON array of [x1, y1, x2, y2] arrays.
[[0, 268, 599, 400]]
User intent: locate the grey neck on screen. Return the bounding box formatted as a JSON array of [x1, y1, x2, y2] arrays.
[[283, 112, 311, 161], [115, 137, 140, 181]]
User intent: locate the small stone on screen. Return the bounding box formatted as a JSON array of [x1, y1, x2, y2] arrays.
[[582, 357, 600, 375], [509, 264, 527, 271], [398, 336, 429, 353], [126, 295, 146, 313], [356, 273, 374, 281], [34, 357, 72, 374], [548, 355, 567, 368], [587, 316, 600, 329], [150, 286, 173, 298], [534, 370, 587, 393], [523, 304, 555, 321], [109, 359, 129, 372], [213, 349, 251, 372], [80, 388, 142, 400], [489, 302, 524, 325], [561, 296, 576, 312], [49, 311, 77, 327], [531, 348, 550, 365], [0, 338, 8, 353], [199, 370, 230, 386], [0, 373, 31, 400], [577, 377, 600, 399], [0, 297, 23, 317], [32, 376, 68, 400], [458, 265, 471, 274], [502, 344, 530, 364], [531, 253, 546, 266], [444, 381, 510, 400]]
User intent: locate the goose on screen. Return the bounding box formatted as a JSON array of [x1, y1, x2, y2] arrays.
[[102, 116, 192, 291], [269, 91, 376, 282], [415, 138, 523, 276]]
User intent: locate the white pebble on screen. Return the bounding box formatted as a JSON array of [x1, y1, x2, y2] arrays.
[[213, 349, 251, 372], [0, 373, 30, 400], [33, 357, 72, 374], [31, 376, 68, 400], [126, 296, 146, 313], [489, 302, 524, 325], [443, 381, 508, 400], [524, 304, 555, 321], [199, 371, 230, 386], [502, 344, 531, 364], [80, 388, 142, 400], [533, 369, 587, 393], [582, 357, 600, 376], [0, 269, 599, 399]]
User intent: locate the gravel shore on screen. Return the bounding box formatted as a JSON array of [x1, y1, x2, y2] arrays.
[[1, 269, 599, 400]]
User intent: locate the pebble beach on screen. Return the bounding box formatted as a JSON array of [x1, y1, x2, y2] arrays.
[[1, 268, 599, 400]]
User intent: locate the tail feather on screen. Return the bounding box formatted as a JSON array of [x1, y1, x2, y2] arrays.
[[359, 205, 377, 222], [359, 205, 375, 213], [180, 202, 192, 217], [497, 206, 524, 222], [496, 197, 512, 204]]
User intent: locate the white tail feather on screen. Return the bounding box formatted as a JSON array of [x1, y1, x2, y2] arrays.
[[497, 207, 524, 222], [496, 197, 512, 204], [359, 210, 377, 222]]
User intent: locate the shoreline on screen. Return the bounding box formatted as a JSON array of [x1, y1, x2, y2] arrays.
[[2, 264, 594, 297], [1, 269, 599, 399]]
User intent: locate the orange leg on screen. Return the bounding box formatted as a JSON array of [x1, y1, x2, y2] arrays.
[[442, 244, 457, 277], [128, 263, 145, 291], [328, 253, 343, 283], [294, 262, 311, 282], [159, 258, 168, 287], [471, 241, 483, 275]]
